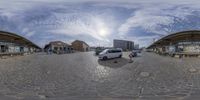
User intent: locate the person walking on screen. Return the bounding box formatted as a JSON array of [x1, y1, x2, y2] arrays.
[[47, 48, 50, 55], [47, 48, 52, 55], [129, 52, 133, 63]]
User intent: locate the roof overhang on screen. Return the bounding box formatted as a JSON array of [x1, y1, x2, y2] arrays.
[[147, 30, 200, 49], [0, 31, 41, 49]]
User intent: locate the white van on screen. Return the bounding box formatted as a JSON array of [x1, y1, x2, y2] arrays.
[[98, 49, 122, 60]]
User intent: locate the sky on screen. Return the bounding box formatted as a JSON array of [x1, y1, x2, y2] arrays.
[[0, 0, 200, 48]]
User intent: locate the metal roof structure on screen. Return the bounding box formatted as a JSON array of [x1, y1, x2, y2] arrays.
[[0, 31, 41, 49], [147, 30, 200, 49]]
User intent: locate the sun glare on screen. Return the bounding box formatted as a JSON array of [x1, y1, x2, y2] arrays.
[[99, 28, 108, 37]]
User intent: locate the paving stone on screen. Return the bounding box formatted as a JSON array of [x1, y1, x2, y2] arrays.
[[0, 52, 199, 99], [188, 68, 198, 73], [1, 56, 7, 59], [140, 72, 150, 77], [38, 94, 47, 99]]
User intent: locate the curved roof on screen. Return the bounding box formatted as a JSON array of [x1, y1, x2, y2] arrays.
[[0, 31, 41, 49], [147, 30, 200, 49]]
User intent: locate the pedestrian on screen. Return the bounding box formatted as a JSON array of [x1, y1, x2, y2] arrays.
[[129, 52, 133, 63], [49, 49, 52, 55], [47, 48, 52, 55], [47, 48, 50, 55]]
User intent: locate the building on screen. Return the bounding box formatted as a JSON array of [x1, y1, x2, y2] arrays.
[[147, 30, 200, 57], [113, 39, 134, 51], [71, 40, 90, 52], [44, 41, 73, 54], [134, 44, 140, 49], [0, 31, 41, 56], [90, 46, 96, 51]]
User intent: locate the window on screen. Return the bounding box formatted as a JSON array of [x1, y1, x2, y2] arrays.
[[54, 47, 58, 50], [108, 50, 112, 53]]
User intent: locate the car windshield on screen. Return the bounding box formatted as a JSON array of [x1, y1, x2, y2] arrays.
[[1, 0, 200, 100], [101, 49, 108, 53]]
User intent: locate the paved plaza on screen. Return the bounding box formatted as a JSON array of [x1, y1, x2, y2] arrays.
[[0, 52, 200, 99]]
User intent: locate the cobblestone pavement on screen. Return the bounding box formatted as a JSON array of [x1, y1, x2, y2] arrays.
[[0, 52, 200, 100]]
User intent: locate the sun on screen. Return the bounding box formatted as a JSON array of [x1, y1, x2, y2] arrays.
[[99, 28, 108, 37]]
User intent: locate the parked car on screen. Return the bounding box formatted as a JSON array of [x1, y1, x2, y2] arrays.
[[99, 49, 122, 60], [95, 47, 105, 55], [131, 51, 138, 57], [131, 49, 141, 57], [133, 49, 141, 53]]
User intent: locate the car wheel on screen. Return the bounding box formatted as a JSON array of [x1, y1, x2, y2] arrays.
[[103, 56, 107, 60], [119, 55, 122, 58]]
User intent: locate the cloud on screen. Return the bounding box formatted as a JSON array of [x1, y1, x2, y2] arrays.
[[118, 9, 174, 36], [26, 31, 35, 37], [29, 10, 117, 45], [117, 3, 200, 47]]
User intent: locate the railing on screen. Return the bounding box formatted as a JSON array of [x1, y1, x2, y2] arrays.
[[172, 52, 200, 58], [153, 50, 200, 58], [0, 52, 30, 57]]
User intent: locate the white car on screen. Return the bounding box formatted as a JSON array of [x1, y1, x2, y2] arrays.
[[99, 49, 122, 60], [132, 49, 142, 57]]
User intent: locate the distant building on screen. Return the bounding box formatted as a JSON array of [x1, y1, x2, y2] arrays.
[[0, 31, 41, 56], [71, 40, 90, 52], [113, 39, 134, 51], [44, 41, 73, 54], [90, 46, 96, 51], [134, 44, 140, 49]]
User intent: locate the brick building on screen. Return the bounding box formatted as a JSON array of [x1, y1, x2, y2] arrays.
[[71, 40, 90, 52]]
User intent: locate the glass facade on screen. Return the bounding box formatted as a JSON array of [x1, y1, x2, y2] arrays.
[[177, 41, 200, 53], [158, 41, 200, 54], [0, 41, 30, 53]]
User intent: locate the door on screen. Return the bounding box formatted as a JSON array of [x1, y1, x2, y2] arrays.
[[0, 45, 7, 53], [114, 50, 121, 58], [20, 47, 24, 52], [108, 50, 118, 58], [111, 50, 118, 58], [107, 50, 113, 58]]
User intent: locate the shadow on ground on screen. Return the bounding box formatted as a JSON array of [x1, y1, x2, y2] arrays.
[[98, 57, 129, 68]]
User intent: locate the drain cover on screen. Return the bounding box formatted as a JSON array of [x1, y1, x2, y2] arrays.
[[140, 72, 150, 77]]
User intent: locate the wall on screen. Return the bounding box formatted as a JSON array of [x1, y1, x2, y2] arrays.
[[183, 45, 200, 53], [72, 42, 83, 51], [82, 43, 89, 51]]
